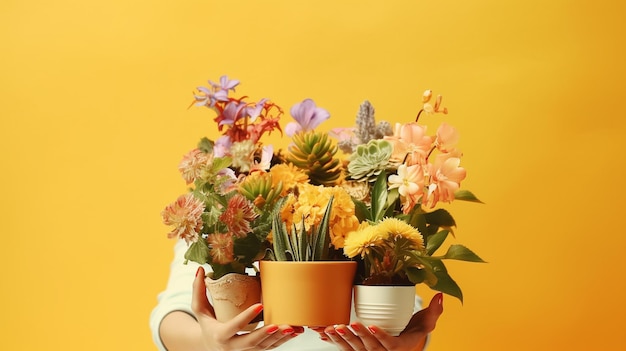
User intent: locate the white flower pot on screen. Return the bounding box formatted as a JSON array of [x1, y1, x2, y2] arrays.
[[353, 285, 416, 336]]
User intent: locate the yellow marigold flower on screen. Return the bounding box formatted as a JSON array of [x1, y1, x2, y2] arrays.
[[280, 183, 359, 249], [375, 218, 424, 251], [269, 163, 309, 196]]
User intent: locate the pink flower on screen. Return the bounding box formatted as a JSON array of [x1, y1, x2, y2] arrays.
[[435, 123, 460, 153], [178, 149, 211, 185], [207, 233, 234, 265], [162, 193, 205, 244], [427, 156, 466, 207], [219, 194, 259, 238], [384, 123, 433, 166]]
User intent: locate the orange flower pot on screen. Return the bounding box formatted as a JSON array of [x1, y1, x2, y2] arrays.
[[259, 261, 357, 326]]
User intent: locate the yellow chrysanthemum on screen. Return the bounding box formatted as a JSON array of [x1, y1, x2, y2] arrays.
[[374, 217, 424, 250], [343, 222, 383, 258], [269, 163, 309, 196]]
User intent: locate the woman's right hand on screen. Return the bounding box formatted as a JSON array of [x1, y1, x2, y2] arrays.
[[192, 267, 302, 351]]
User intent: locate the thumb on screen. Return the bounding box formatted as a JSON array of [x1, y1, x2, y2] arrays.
[[422, 293, 444, 333], [191, 266, 216, 318]]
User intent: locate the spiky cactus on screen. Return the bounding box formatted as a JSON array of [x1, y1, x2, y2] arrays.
[[287, 131, 343, 186]]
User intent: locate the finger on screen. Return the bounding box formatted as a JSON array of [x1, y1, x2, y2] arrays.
[[408, 292, 444, 334], [333, 324, 368, 351], [253, 325, 298, 349], [324, 325, 352, 351], [347, 322, 385, 350], [221, 303, 265, 337], [191, 267, 215, 318]]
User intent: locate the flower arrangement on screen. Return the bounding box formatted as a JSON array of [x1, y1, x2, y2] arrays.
[[162, 76, 484, 301]]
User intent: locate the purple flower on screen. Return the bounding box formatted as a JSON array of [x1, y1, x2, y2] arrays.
[[193, 86, 217, 107], [220, 101, 248, 127], [285, 99, 330, 136], [213, 135, 232, 157], [247, 98, 268, 122]]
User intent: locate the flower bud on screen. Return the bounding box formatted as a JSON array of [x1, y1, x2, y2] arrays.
[[422, 90, 432, 103]]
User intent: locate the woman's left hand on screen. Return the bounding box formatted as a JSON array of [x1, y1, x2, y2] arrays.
[[312, 293, 444, 351]]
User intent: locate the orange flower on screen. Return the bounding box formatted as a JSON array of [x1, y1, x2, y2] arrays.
[[219, 194, 258, 238], [384, 122, 433, 166], [178, 149, 211, 185], [207, 233, 234, 265], [427, 155, 466, 207], [280, 184, 359, 249], [269, 163, 309, 196], [162, 193, 205, 244]]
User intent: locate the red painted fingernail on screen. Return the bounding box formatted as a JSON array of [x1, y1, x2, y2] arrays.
[[350, 323, 360, 332], [320, 336, 329, 341], [437, 293, 444, 306], [368, 326, 378, 334], [335, 327, 346, 336], [266, 325, 279, 334], [195, 267, 201, 277], [254, 304, 263, 314], [282, 328, 294, 335]]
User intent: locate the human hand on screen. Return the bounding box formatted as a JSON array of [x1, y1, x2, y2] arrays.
[[312, 293, 444, 351], [192, 267, 303, 351]]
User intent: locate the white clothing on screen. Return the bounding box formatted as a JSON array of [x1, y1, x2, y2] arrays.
[[150, 239, 427, 350]]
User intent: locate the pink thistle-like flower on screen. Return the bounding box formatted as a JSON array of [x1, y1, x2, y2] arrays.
[[162, 193, 205, 244], [219, 194, 259, 238], [427, 156, 466, 207], [384, 122, 433, 166], [207, 233, 235, 265], [435, 123, 460, 153], [178, 149, 211, 185]]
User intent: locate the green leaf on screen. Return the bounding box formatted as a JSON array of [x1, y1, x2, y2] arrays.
[[233, 233, 262, 263], [197, 137, 214, 154], [443, 244, 487, 263], [422, 258, 463, 303], [212, 156, 232, 172], [371, 171, 388, 222], [423, 209, 456, 227], [454, 190, 484, 203], [405, 266, 426, 284], [408, 211, 427, 235], [184, 239, 210, 265], [426, 230, 449, 256], [353, 199, 372, 222], [383, 188, 400, 218], [271, 198, 290, 261], [313, 196, 334, 260]]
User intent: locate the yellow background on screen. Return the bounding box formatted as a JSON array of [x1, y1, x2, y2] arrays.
[[2, 0, 625, 350]]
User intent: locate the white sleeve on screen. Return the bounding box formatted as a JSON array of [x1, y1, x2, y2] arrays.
[[149, 239, 209, 351]]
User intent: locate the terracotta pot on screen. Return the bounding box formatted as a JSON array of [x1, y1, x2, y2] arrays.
[[353, 285, 416, 336], [259, 261, 357, 326], [205, 272, 262, 330]]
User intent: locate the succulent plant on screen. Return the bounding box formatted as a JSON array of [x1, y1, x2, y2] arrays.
[[286, 131, 343, 186], [347, 139, 395, 182]]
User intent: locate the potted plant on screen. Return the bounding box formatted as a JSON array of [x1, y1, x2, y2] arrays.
[[337, 93, 486, 335], [161, 76, 283, 324], [260, 194, 358, 327]]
